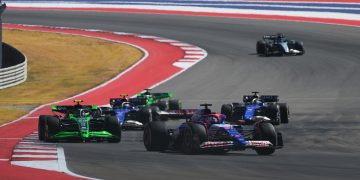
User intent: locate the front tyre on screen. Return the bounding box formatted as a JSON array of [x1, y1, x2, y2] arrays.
[[254, 123, 277, 155], [106, 116, 121, 143], [221, 104, 232, 121], [181, 123, 207, 154], [279, 103, 289, 124], [143, 121, 169, 151], [38, 115, 47, 140], [45, 116, 60, 142]]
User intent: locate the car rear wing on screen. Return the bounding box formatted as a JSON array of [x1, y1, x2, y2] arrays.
[[263, 35, 278, 40], [51, 105, 98, 113], [151, 92, 173, 100], [243, 95, 279, 103], [158, 109, 197, 120], [260, 95, 279, 102], [128, 97, 148, 106], [110, 98, 128, 107]]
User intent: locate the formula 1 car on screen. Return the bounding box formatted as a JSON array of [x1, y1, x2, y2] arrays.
[[143, 104, 283, 155], [38, 100, 121, 142], [221, 92, 289, 125], [256, 33, 304, 56], [109, 90, 183, 129]]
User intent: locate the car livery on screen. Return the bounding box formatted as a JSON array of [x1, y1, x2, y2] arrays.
[[256, 33, 305, 56], [143, 104, 283, 155], [38, 100, 121, 142], [109, 90, 184, 129], [221, 91, 289, 125]]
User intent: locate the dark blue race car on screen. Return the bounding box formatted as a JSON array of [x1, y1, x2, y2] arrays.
[[256, 33, 304, 56], [109, 91, 184, 129], [221, 91, 289, 125], [143, 104, 283, 155]]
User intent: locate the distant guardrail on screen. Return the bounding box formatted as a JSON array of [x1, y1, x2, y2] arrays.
[[0, 43, 27, 89]]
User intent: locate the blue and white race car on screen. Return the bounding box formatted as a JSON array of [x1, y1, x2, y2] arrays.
[[109, 93, 188, 130], [221, 91, 289, 125], [256, 33, 304, 56], [143, 104, 283, 155]]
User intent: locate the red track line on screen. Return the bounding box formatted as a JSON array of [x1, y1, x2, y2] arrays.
[[8, 7, 360, 27]]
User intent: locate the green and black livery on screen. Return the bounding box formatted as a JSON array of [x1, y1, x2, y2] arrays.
[[38, 100, 121, 142]]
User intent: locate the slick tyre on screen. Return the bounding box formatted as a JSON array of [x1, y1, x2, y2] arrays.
[[45, 116, 60, 142], [182, 123, 207, 154], [38, 115, 47, 140], [295, 41, 305, 55], [143, 121, 169, 151], [221, 104, 232, 121], [106, 116, 122, 143], [168, 99, 181, 110], [279, 103, 289, 124], [155, 101, 167, 111], [256, 40, 266, 55], [254, 123, 277, 155], [264, 105, 280, 125], [137, 107, 151, 125]]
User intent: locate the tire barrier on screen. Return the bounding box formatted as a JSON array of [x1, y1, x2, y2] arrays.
[[0, 43, 27, 89]]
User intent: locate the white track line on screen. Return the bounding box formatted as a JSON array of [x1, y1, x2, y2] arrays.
[[184, 55, 206, 58], [171, 43, 193, 46], [155, 39, 179, 43], [185, 51, 205, 55], [12, 155, 58, 158], [14, 149, 57, 153]]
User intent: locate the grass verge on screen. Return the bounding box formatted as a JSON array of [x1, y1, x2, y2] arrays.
[[0, 29, 143, 125]]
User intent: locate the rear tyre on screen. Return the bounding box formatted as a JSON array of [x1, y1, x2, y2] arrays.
[[264, 105, 280, 125], [45, 116, 60, 142], [256, 40, 266, 55], [168, 99, 181, 110], [155, 101, 167, 111], [38, 115, 47, 140], [143, 121, 169, 151], [137, 107, 151, 125], [254, 123, 277, 155], [106, 116, 121, 143], [279, 103, 289, 124], [181, 123, 207, 154], [221, 104, 232, 121], [295, 41, 305, 55]]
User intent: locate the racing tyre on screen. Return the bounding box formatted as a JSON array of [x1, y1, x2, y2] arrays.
[[221, 104, 232, 121], [38, 115, 48, 140], [155, 101, 167, 111], [295, 41, 305, 55], [45, 116, 60, 142], [279, 103, 289, 124], [143, 121, 169, 151], [254, 122, 277, 155], [137, 107, 151, 125], [105, 116, 121, 143], [232, 105, 246, 122], [256, 40, 266, 55], [181, 123, 207, 154], [264, 105, 280, 125], [150, 106, 161, 121], [168, 99, 181, 110]]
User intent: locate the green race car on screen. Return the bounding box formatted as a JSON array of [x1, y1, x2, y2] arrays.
[[129, 89, 181, 110], [38, 100, 121, 143]]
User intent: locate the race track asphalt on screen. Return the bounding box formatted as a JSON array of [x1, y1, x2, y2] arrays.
[[3, 10, 360, 180]]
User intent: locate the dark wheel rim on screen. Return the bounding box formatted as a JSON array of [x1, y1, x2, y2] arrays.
[[183, 129, 193, 153], [144, 127, 151, 148]]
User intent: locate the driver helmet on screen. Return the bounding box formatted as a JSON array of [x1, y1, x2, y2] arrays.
[[205, 116, 219, 126], [80, 109, 90, 117]]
